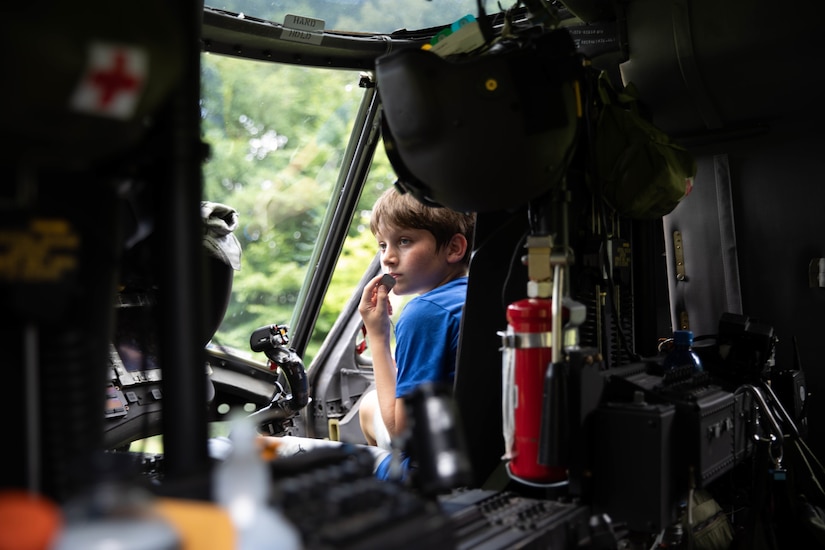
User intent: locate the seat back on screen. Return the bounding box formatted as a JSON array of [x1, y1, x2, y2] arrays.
[[453, 207, 530, 487]]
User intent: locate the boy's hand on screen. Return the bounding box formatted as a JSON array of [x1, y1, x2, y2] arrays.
[[359, 273, 394, 338]]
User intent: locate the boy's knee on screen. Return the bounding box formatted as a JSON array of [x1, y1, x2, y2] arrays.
[[359, 389, 378, 446]]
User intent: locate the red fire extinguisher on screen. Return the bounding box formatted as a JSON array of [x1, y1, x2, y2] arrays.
[[502, 297, 567, 484]]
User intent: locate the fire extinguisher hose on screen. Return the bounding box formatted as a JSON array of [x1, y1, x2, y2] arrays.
[[551, 264, 563, 364], [501, 331, 516, 461]]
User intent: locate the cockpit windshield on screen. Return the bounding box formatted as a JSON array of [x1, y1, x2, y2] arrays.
[[205, 0, 485, 34]]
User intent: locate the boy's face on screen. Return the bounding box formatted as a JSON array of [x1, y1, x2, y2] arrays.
[[374, 223, 454, 296]]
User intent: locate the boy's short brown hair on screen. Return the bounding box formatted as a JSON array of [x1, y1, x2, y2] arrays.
[[370, 187, 476, 266]]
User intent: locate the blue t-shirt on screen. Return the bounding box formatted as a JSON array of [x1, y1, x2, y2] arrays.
[[394, 276, 467, 399], [374, 277, 467, 482], [375, 453, 411, 482]]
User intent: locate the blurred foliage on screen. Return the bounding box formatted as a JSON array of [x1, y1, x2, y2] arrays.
[[201, 54, 394, 363]]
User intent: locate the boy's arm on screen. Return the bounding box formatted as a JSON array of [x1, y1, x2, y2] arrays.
[[359, 274, 402, 436], [369, 329, 404, 437]]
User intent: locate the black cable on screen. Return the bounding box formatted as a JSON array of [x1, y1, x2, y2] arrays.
[[581, 66, 641, 364], [500, 230, 530, 311]]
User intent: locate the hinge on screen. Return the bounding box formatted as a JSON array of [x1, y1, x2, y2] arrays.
[[673, 231, 686, 281]]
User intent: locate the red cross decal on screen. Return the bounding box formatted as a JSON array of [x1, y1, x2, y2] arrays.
[[70, 43, 147, 120], [88, 50, 140, 108]]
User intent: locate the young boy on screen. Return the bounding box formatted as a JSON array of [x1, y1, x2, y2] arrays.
[[210, 188, 474, 483], [357, 187, 476, 457]]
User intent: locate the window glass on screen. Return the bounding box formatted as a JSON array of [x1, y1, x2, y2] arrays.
[[201, 53, 393, 363], [200, 0, 484, 363]]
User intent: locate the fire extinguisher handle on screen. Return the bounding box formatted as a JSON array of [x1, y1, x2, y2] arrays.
[[539, 361, 569, 467]]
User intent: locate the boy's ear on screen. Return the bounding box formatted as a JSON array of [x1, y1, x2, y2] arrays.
[[446, 233, 468, 263]]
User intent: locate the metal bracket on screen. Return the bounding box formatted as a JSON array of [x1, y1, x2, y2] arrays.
[[678, 310, 690, 331], [673, 230, 687, 281]]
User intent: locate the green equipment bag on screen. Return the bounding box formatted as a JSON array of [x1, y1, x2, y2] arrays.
[[593, 72, 697, 219]]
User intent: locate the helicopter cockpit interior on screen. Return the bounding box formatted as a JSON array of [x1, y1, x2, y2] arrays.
[[2, 0, 824, 548]]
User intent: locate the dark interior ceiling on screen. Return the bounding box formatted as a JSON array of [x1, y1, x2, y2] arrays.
[[202, 0, 825, 139]]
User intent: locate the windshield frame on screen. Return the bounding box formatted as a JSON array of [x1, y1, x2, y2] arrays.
[[200, 5, 532, 69], [287, 75, 383, 356], [202, 6, 430, 69]]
